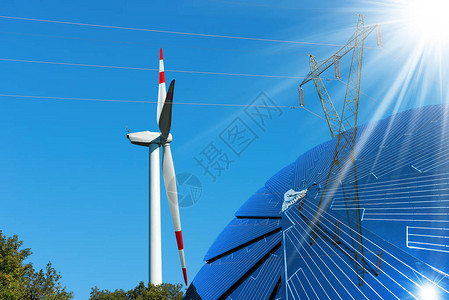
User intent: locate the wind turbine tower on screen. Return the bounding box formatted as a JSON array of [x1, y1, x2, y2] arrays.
[[127, 49, 187, 286]]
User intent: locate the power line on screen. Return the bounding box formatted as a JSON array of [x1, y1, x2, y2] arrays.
[[300, 106, 326, 120], [207, 0, 333, 12], [337, 79, 394, 113], [0, 57, 336, 80], [0, 15, 351, 47], [0, 93, 325, 120], [0, 31, 302, 56], [0, 93, 291, 107]]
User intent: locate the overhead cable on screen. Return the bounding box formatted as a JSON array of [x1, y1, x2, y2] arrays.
[[0, 15, 353, 47], [0, 57, 335, 80], [0, 93, 325, 120], [0, 31, 305, 55]]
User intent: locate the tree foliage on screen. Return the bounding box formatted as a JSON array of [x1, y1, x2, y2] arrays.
[[0, 230, 73, 300], [89, 281, 184, 300]]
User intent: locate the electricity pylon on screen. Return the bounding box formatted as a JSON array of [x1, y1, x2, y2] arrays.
[[299, 15, 381, 286]]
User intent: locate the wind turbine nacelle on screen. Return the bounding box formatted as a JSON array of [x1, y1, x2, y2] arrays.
[[127, 131, 172, 146]]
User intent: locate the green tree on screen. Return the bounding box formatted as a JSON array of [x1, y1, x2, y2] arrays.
[[89, 281, 184, 300], [0, 230, 73, 300]]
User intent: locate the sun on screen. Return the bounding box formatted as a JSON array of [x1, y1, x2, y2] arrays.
[[402, 0, 449, 44], [352, 0, 449, 128], [419, 284, 438, 300]]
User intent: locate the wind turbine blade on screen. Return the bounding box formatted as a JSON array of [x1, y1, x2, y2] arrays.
[[157, 48, 166, 125], [158, 80, 175, 139], [161, 143, 187, 285]]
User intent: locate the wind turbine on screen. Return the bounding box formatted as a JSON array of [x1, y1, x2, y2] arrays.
[[126, 49, 187, 286]]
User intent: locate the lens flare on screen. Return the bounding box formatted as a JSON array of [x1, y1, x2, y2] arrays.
[[403, 0, 449, 44], [419, 284, 438, 300]]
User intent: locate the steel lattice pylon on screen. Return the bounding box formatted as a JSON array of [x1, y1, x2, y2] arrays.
[[300, 15, 379, 286], [309, 54, 344, 138]]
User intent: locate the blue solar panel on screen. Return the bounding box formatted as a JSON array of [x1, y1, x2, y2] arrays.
[[204, 218, 282, 262], [185, 105, 449, 299], [235, 187, 282, 218], [227, 247, 282, 300], [188, 231, 281, 300], [265, 163, 296, 201]]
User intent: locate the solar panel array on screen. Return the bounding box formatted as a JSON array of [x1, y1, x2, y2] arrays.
[[185, 104, 449, 299]]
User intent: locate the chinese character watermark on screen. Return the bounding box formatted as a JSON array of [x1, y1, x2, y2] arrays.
[[194, 142, 234, 182], [244, 92, 282, 131], [194, 92, 283, 183], [168, 172, 202, 208], [219, 117, 258, 156]]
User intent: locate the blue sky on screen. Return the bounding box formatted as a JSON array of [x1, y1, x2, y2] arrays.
[[0, 0, 447, 298]]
